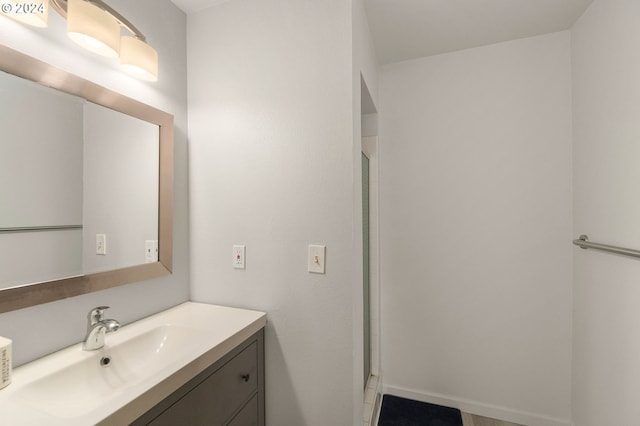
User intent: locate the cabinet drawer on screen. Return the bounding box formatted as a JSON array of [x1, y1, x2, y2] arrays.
[[148, 341, 258, 426], [228, 394, 258, 426]]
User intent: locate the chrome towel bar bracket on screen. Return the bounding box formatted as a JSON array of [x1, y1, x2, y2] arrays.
[[573, 234, 640, 259]]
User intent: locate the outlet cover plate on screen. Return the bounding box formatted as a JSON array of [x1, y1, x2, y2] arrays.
[[145, 240, 158, 263], [233, 245, 246, 269]]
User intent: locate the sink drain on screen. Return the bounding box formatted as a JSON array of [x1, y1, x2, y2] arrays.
[[100, 356, 112, 367]]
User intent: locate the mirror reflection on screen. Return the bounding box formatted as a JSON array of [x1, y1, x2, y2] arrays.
[[0, 71, 159, 290]]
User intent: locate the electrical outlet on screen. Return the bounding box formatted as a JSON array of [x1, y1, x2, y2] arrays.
[[233, 245, 245, 269], [145, 240, 158, 263]]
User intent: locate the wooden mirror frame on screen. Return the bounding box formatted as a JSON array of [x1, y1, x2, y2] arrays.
[[0, 44, 173, 313]]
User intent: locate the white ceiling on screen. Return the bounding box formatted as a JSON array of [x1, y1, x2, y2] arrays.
[[365, 0, 594, 64], [364, 0, 593, 64], [171, 0, 229, 14], [171, 0, 594, 64]]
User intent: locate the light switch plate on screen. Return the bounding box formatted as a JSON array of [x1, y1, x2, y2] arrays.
[[308, 245, 326, 274], [233, 245, 246, 269], [96, 234, 106, 255]]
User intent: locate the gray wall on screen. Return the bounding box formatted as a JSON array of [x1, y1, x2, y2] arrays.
[[0, 0, 189, 367], [187, 0, 364, 424], [572, 0, 640, 424], [379, 31, 573, 425]]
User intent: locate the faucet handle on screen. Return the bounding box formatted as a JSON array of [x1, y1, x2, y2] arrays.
[[87, 306, 110, 325]]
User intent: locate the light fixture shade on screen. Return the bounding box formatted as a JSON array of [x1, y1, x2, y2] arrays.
[[0, 0, 49, 27], [120, 36, 158, 82], [67, 0, 119, 58]]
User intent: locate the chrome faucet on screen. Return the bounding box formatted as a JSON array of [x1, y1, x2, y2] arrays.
[[83, 306, 120, 351]]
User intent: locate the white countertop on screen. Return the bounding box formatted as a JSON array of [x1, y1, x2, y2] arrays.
[[0, 302, 267, 425]]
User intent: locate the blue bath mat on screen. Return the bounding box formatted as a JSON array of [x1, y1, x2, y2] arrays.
[[378, 394, 463, 426]]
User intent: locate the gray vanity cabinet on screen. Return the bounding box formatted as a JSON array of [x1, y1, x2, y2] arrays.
[[132, 329, 265, 426]]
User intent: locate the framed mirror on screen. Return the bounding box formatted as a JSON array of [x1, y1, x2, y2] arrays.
[[0, 44, 173, 313]]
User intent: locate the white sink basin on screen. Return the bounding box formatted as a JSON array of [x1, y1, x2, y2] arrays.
[[0, 302, 267, 426], [16, 325, 204, 418]]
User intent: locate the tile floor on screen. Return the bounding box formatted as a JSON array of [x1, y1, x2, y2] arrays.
[[461, 412, 524, 426]]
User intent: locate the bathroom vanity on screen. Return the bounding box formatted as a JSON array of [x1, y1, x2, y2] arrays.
[[130, 328, 264, 425], [0, 302, 266, 425]]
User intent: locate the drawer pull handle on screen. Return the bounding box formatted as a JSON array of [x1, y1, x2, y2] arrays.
[[241, 373, 251, 382]]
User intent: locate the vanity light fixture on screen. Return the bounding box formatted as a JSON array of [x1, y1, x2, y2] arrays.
[[119, 35, 158, 82], [66, 0, 119, 58], [0, 0, 158, 81]]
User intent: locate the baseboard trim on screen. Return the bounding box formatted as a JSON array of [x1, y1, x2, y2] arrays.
[[382, 385, 572, 426]]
